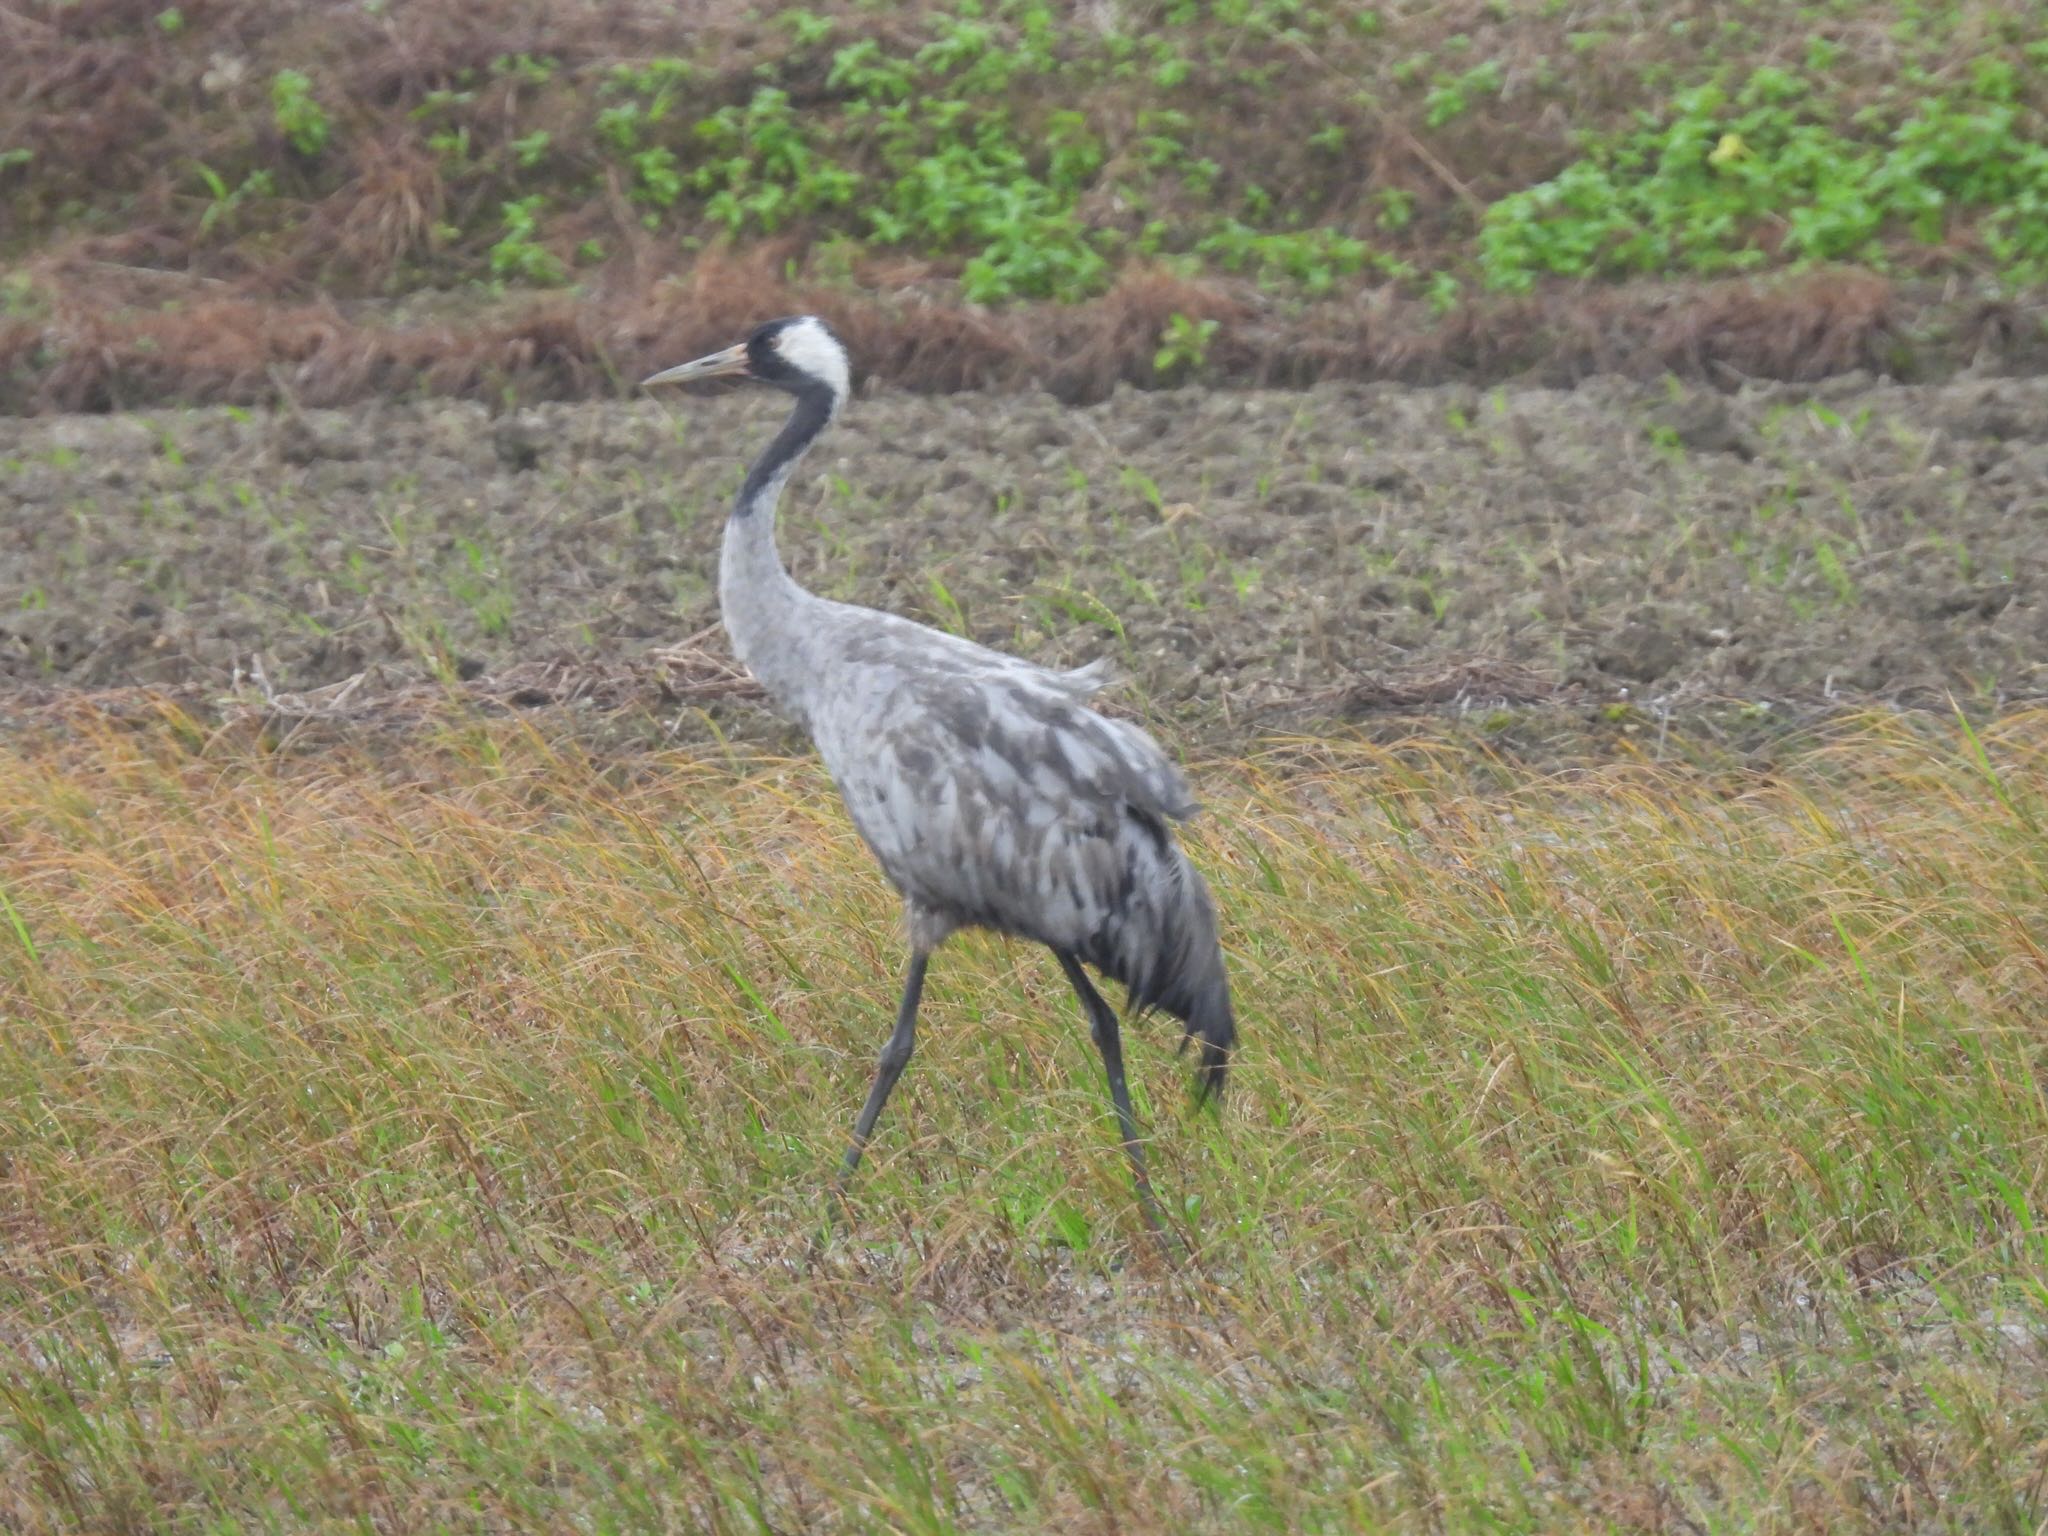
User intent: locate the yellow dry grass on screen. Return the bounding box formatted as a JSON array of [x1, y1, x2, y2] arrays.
[[1, 708, 2044, 1531]]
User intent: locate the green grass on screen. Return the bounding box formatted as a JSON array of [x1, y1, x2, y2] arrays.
[[3, 710, 2047, 1530]]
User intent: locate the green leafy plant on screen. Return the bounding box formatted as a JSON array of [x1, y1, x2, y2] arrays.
[[828, 39, 917, 103], [1153, 312, 1219, 379], [270, 69, 330, 157], [193, 163, 275, 236], [1423, 60, 1504, 128], [489, 195, 564, 283], [1197, 220, 1369, 294], [778, 8, 836, 47], [1373, 186, 1415, 232], [691, 87, 861, 235], [631, 146, 684, 210], [1479, 59, 2048, 292]]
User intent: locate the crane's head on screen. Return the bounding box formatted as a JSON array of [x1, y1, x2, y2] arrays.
[[641, 315, 849, 416]]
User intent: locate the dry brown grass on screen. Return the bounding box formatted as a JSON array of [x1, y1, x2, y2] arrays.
[[314, 134, 449, 291], [1, 707, 2045, 1529], [1, 261, 1974, 414]]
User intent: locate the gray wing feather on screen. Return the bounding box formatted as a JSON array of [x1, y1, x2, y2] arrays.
[[805, 605, 1196, 947]]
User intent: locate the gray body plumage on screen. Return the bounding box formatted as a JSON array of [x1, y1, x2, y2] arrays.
[[721, 419, 1233, 1085], [646, 315, 1234, 1228]]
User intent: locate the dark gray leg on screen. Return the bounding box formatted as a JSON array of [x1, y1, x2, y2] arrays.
[[1054, 950, 1167, 1234], [833, 952, 928, 1194]]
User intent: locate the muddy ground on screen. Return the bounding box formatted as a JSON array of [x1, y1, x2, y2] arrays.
[[4, 371, 2045, 750]]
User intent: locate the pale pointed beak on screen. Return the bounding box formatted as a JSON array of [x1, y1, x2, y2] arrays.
[[641, 342, 750, 389]]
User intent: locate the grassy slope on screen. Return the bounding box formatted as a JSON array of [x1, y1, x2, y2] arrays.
[[3, 0, 2047, 408], [3, 712, 2045, 1530]]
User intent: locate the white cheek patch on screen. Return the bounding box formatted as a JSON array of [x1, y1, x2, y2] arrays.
[[775, 317, 851, 409]]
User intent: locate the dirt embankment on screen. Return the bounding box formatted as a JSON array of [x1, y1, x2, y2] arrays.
[[4, 370, 2045, 747], [10, 264, 2035, 419], [6, 0, 2046, 416]]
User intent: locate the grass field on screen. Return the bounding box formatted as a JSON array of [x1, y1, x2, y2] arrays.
[[3, 707, 2045, 1531]]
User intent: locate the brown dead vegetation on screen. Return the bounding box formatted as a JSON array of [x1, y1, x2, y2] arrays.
[[6, 261, 2031, 416]]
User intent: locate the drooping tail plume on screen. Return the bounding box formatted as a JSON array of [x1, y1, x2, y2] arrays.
[[1176, 972, 1235, 1103], [1089, 819, 1237, 1103]]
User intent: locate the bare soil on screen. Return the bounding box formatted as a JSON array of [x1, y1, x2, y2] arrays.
[[5, 369, 2046, 750]]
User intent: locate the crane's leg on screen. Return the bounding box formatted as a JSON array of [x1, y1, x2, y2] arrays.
[[832, 952, 928, 1197], [1054, 950, 1167, 1236]]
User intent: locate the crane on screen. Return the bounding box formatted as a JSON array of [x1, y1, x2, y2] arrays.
[[643, 315, 1236, 1234]]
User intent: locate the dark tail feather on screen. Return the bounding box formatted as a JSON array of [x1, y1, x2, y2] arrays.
[[1090, 817, 1237, 1102], [1174, 972, 1236, 1103]]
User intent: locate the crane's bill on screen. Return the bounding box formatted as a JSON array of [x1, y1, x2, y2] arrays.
[[642, 342, 750, 388]]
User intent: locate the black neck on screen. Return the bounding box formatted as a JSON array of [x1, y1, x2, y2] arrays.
[[736, 382, 836, 517]]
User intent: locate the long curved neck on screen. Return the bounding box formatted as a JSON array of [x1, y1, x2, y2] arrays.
[[720, 382, 838, 724], [737, 383, 835, 517]]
